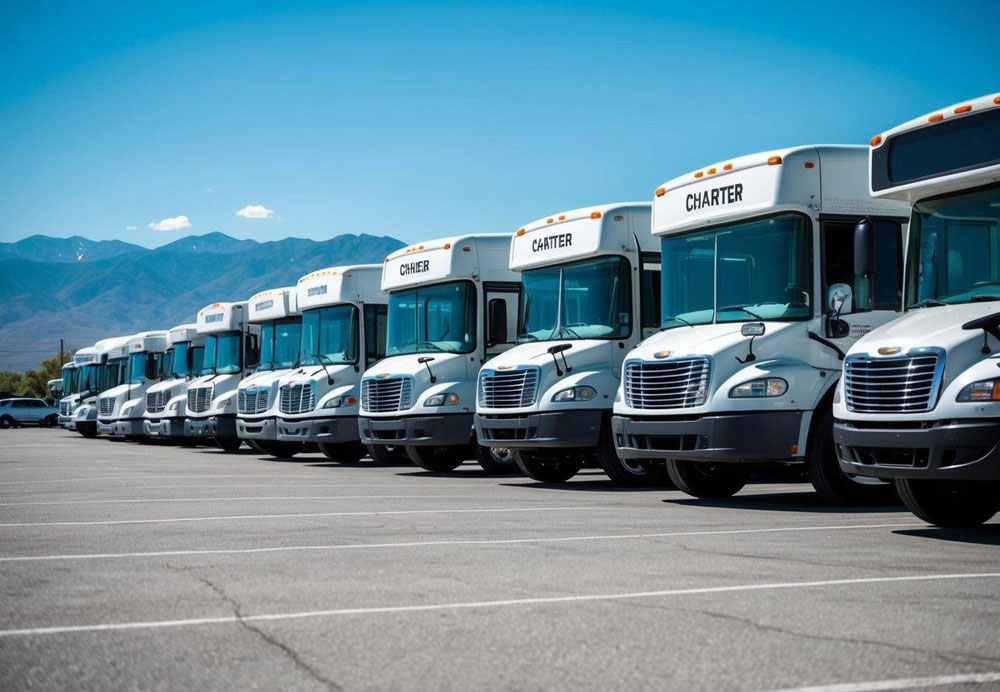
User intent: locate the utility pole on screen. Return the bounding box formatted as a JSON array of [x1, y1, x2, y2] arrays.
[[59, 338, 64, 365]]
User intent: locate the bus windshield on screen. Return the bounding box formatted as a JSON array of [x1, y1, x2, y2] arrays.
[[518, 256, 631, 342], [259, 317, 302, 371], [386, 281, 476, 355], [906, 183, 1000, 307], [79, 364, 100, 395], [62, 369, 75, 395], [170, 343, 190, 377], [126, 352, 147, 384], [104, 357, 126, 391], [659, 213, 813, 329]]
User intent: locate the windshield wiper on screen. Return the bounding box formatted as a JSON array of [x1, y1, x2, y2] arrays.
[[719, 304, 764, 320], [662, 316, 694, 328], [906, 299, 947, 309], [411, 341, 445, 352], [970, 294, 1000, 303]]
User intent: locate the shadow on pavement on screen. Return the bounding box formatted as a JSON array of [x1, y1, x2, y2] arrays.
[[893, 526, 1000, 546], [663, 490, 903, 514]]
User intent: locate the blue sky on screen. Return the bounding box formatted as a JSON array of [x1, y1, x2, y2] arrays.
[[1, 0, 998, 248]]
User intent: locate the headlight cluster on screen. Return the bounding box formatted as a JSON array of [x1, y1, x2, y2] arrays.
[[323, 396, 357, 409], [552, 386, 597, 402], [424, 392, 460, 407], [957, 378, 1000, 402], [729, 377, 787, 398]]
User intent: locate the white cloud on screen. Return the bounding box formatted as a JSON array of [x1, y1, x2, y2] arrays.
[[235, 204, 276, 219], [148, 215, 191, 232], [125, 225, 137, 231]]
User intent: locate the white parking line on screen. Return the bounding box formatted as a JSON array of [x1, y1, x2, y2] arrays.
[[1, 572, 996, 638], [0, 493, 483, 507], [0, 473, 354, 486], [771, 671, 1000, 691], [0, 522, 922, 562], [0, 505, 590, 528]]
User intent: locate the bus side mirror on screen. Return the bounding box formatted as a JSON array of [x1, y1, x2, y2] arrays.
[[487, 298, 508, 346], [854, 217, 876, 278], [144, 354, 157, 380], [185, 348, 194, 370]]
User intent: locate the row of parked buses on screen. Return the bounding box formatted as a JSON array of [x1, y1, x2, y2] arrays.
[[56, 93, 1000, 527]]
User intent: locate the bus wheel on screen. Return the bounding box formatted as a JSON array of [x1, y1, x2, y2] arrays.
[[365, 444, 407, 466], [78, 423, 98, 438], [257, 440, 303, 458], [475, 445, 517, 474], [513, 449, 582, 483], [896, 478, 1000, 528], [406, 445, 467, 472], [808, 408, 894, 506], [215, 437, 243, 452], [666, 460, 748, 498], [319, 442, 365, 464], [597, 420, 667, 486]]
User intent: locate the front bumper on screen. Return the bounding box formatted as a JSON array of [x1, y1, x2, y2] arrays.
[[111, 418, 145, 436], [185, 414, 237, 439], [834, 418, 1000, 481], [359, 413, 474, 447], [59, 416, 74, 429], [237, 416, 278, 441], [97, 419, 121, 436], [475, 410, 603, 448], [277, 415, 359, 444], [612, 411, 802, 461], [145, 417, 186, 439]]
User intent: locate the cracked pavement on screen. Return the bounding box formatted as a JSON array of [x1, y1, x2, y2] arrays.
[[1, 427, 999, 691]]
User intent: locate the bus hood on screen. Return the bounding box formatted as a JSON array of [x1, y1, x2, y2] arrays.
[[846, 303, 1000, 356], [485, 339, 613, 373], [633, 321, 800, 362]]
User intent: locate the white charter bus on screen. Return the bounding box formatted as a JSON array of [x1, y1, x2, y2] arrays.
[[275, 265, 388, 462], [612, 145, 909, 504], [97, 331, 169, 439], [475, 203, 664, 483], [358, 235, 520, 472], [236, 286, 303, 457], [144, 324, 206, 444], [184, 302, 258, 451], [834, 93, 1000, 526], [67, 336, 129, 437], [57, 362, 77, 427]]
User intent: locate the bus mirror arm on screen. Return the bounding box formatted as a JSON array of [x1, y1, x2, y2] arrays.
[[547, 343, 572, 376], [417, 356, 437, 383], [962, 314, 1000, 354]]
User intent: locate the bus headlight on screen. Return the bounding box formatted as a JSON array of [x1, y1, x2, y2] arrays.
[[424, 392, 460, 407], [957, 379, 1000, 402], [323, 396, 357, 408], [729, 378, 787, 398], [552, 386, 597, 402]]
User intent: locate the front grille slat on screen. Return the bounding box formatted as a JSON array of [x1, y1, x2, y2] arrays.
[[238, 388, 271, 414], [361, 377, 413, 412], [98, 397, 115, 417], [278, 383, 314, 415], [844, 351, 943, 414], [624, 358, 710, 410], [187, 386, 213, 414], [478, 368, 540, 408]]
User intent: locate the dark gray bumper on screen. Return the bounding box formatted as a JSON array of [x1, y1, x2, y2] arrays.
[[185, 414, 237, 439], [145, 417, 186, 439], [237, 416, 278, 441], [834, 418, 1000, 481], [111, 418, 145, 436], [475, 410, 603, 448], [612, 411, 803, 461], [277, 416, 359, 444], [359, 413, 474, 447], [97, 420, 119, 436]]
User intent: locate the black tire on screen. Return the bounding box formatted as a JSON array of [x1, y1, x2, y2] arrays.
[[474, 444, 518, 474], [318, 441, 366, 464], [215, 437, 243, 452], [42, 414, 58, 428], [255, 440, 303, 458], [895, 478, 1000, 527], [0, 415, 13, 429], [406, 445, 468, 472], [513, 449, 583, 483], [78, 423, 98, 438], [808, 408, 894, 506], [666, 459, 749, 498], [596, 419, 667, 486], [365, 444, 407, 466]]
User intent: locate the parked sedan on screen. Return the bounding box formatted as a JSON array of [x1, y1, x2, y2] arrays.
[[0, 398, 60, 428]]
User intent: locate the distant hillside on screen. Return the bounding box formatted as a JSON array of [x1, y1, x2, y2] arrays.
[[0, 232, 405, 371]]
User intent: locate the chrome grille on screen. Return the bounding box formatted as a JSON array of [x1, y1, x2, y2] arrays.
[[624, 358, 711, 409], [187, 386, 213, 414], [98, 397, 115, 417], [279, 383, 315, 415], [60, 400, 71, 416], [361, 376, 413, 412], [238, 388, 271, 414], [146, 389, 169, 414], [844, 350, 944, 413], [479, 368, 539, 408]]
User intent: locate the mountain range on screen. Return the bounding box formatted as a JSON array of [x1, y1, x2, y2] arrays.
[[0, 232, 405, 372]]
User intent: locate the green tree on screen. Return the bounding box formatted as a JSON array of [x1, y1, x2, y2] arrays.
[[14, 353, 67, 400], [0, 370, 22, 394]]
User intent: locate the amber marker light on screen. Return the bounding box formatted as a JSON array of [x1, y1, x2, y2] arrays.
[[694, 171, 704, 178], [558, 215, 565, 220], [546, 218, 553, 224], [954, 104, 972, 114], [995, 95, 1000, 105], [590, 211, 602, 219], [804, 162, 815, 169], [654, 187, 665, 197], [767, 156, 783, 165], [462, 246, 471, 252], [928, 114, 943, 123], [516, 229, 525, 236], [443, 243, 452, 249], [723, 163, 733, 171], [707, 167, 716, 175]]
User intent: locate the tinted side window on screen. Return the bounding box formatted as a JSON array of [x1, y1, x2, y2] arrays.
[[364, 304, 388, 368]]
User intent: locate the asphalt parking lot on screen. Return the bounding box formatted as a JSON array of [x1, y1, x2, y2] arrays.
[[1, 428, 999, 691]]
